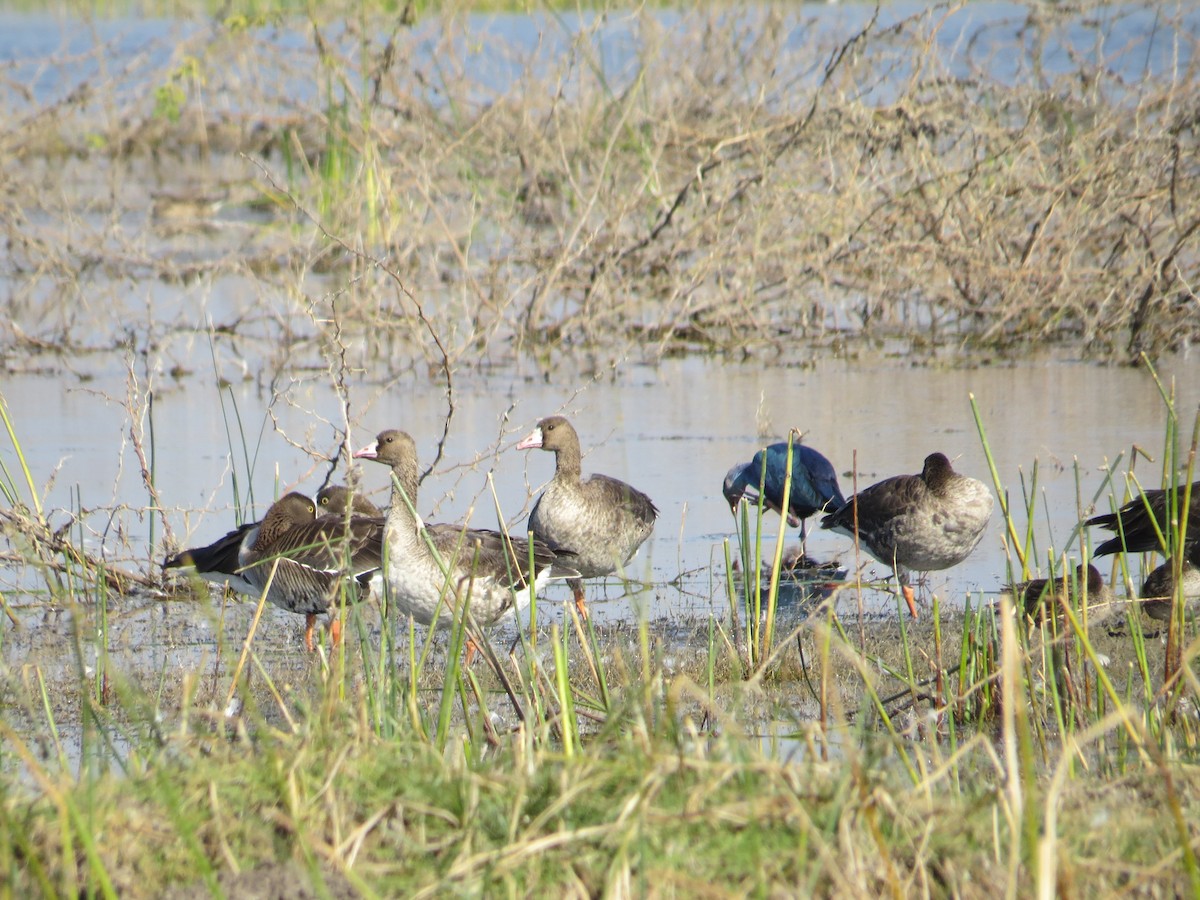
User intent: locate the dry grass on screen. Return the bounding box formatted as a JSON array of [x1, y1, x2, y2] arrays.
[[1, 2, 1197, 374]]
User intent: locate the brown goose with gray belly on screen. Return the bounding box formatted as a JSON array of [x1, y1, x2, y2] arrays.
[[820, 453, 993, 618], [517, 415, 658, 618]]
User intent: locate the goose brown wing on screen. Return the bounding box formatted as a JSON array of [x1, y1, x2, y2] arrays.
[[587, 473, 659, 522], [823, 474, 926, 531], [266, 516, 385, 577], [423, 523, 573, 589], [1006, 576, 1053, 621]]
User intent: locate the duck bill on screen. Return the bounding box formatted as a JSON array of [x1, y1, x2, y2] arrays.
[[353, 441, 379, 460]]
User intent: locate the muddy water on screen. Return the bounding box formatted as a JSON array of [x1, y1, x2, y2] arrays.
[[8, 348, 1198, 765], [3, 353, 1197, 641]]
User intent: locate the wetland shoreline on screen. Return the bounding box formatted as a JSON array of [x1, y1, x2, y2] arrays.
[[2, 2, 1199, 895]]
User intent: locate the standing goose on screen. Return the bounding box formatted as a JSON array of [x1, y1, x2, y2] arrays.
[[1139, 542, 1200, 622], [318, 484, 383, 518], [722, 441, 845, 545], [1086, 481, 1200, 556], [819, 453, 993, 618], [235, 492, 384, 651], [1003, 564, 1115, 625], [516, 415, 658, 618], [353, 429, 578, 630]]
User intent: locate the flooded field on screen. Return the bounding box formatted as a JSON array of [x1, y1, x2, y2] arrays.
[[3, 348, 1196, 744], [5, 353, 1200, 616], [0, 0, 1196, 716], [2, 0, 1199, 721], [1, 3, 1199, 894]]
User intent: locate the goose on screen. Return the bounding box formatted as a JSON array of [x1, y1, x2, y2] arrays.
[[317, 484, 383, 518], [1139, 542, 1200, 622], [353, 429, 578, 633], [1086, 480, 1200, 556], [163, 495, 320, 597], [164, 486, 378, 596], [820, 453, 993, 618], [516, 415, 657, 619], [1003, 564, 1115, 625], [233, 492, 384, 651]]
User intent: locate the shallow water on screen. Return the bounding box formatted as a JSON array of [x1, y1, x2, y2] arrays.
[[3, 352, 1197, 638], [2, 3, 1192, 108], [1, 2, 1198, 722]]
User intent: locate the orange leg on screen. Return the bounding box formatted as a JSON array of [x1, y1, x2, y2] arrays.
[[572, 583, 589, 621], [329, 616, 342, 647], [464, 636, 479, 666], [901, 584, 919, 619], [304, 613, 317, 652]]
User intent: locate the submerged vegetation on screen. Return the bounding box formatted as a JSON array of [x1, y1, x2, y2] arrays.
[[2, 0, 1200, 895]]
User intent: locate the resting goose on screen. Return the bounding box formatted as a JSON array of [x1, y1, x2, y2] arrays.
[[165, 484, 377, 587], [1139, 542, 1200, 622], [163, 495, 321, 598], [234, 491, 384, 651], [820, 453, 993, 618], [317, 484, 383, 518], [516, 415, 657, 618], [1003, 564, 1115, 625]]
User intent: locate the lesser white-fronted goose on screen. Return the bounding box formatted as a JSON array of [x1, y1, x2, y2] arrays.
[[722, 441, 845, 544], [353, 429, 578, 631], [820, 453, 993, 618], [516, 415, 657, 618]]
